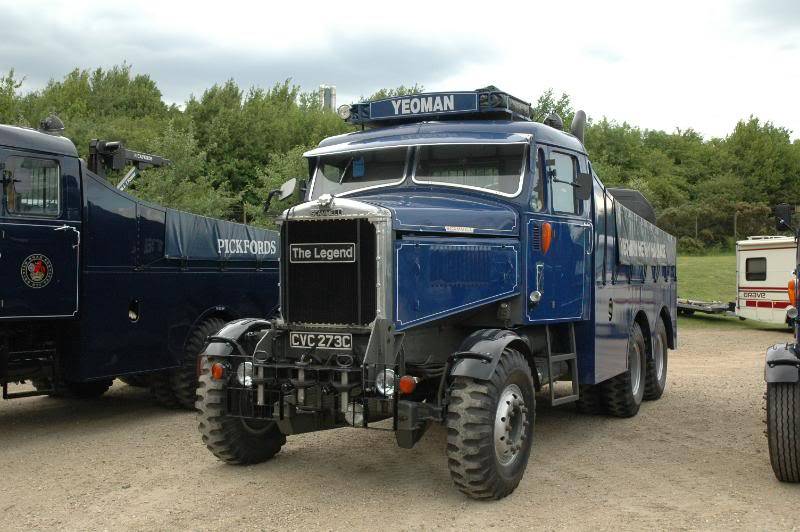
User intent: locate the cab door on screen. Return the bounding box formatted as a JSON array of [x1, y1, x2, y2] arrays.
[[526, 147, 592, 322], [0, 149, 80, 318]]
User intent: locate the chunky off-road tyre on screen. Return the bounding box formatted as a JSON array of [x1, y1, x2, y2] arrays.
[[446, 348, 535, 500], [602, 321, 646, 417], [575, 384, 605, 414], [150, 371, 182, 409], [171, 317, 225, 409], [644, 318, 668, 400], [120, 374, 150, 388], [196, 356, 285, 464], [767, 382, 800, 482]]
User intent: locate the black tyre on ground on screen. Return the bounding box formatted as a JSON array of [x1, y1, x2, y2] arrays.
[[644, 318, 668, 400], [196, 356, 285, 464], [766, 381, 800, 482], [602, 321, 646, 418], [150, 370, 182, 408], [575, 383, 605, 414], [446, 348, 535, 500], [171, 317, 225, 409]]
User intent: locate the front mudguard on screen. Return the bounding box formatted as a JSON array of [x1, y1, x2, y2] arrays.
[[203, 318, 272, 358], [449, 329, 533, 384], [765, 343, 800, 383]]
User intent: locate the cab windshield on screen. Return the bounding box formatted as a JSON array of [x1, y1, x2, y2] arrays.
[[413, 143, 526, 196], [311, 148, 408, 199]]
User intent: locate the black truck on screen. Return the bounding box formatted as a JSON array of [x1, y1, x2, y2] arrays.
[[0, 118, 279, 407]]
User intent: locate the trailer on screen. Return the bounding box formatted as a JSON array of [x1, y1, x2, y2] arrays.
[[0, 118, 279, 407], [736, 236, 795, 325], [193, 87, 677, 499]]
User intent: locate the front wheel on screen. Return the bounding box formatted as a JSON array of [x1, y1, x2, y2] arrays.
[[196, 356, 285, 464], [767, 382, 800, 482], [446, 348, 535, 500]]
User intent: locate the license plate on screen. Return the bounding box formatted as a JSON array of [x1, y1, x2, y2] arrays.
[[289, 332, 352, 350]]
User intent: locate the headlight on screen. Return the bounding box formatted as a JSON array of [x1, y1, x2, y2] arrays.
[[236, 361, 254, 387], [375, 368, 396, 396]]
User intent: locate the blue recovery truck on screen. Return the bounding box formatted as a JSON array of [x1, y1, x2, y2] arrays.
[[196, 88, 677, 499], [764, 203, 800, 482], [0, 118, 279, 408]]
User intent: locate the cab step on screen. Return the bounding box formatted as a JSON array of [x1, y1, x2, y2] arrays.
[[545, 323, 579, 406]]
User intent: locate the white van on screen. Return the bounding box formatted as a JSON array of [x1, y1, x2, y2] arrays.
[[736, 236, 795, 324]]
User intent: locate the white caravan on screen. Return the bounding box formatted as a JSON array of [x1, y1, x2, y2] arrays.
[[736, 236, 795, 324]]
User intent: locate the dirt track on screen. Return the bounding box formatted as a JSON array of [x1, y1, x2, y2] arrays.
[[1, 324, 799, 530]]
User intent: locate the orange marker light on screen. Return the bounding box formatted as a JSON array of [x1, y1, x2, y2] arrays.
[[789, 275, 797, 307], [211, 362, 226, 381], [541, 222, 553, 254], [398, 375, 417, 395]]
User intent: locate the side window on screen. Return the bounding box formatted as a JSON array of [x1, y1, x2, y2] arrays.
[[3, 156, 60, 217], [529, 148, 545, 211], [745, 257, 767, 281], [550, 151, 579, 214]]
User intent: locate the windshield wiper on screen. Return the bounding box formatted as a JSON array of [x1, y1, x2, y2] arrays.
[[339, 157, 354, 184]]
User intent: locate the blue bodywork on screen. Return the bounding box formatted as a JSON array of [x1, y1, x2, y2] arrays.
[[0, 125, 279, 383], [304, 119, 677, 385]]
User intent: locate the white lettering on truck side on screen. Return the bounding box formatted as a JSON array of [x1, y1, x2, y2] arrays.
[[390, 95, 456, 116], [216, 239, 277, 256]]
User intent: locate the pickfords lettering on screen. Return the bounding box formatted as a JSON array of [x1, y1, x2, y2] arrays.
[[217, 239, 277, 255]]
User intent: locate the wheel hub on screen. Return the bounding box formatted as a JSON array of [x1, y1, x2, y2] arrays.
[[494, 384, 528, 466]]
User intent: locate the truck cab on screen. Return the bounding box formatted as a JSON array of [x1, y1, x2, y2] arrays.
[[196, 88, 677, 500], [0, 122, 279, 404]]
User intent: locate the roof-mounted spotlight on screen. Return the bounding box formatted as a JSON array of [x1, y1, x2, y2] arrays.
[[39, 114, 65, 135], [337, 104, 352, 120]]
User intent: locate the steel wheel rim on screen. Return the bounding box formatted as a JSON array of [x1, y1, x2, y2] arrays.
[[494, 384, 528, 466], [631, 342, 642, 396], [654, 334, 665, 382]]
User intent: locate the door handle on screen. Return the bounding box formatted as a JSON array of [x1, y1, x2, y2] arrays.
[[584, 222, 594, 255]]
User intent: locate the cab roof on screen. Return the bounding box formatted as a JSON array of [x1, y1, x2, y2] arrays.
[[306, 120, 586, 157], [0, 124, 79, 157]]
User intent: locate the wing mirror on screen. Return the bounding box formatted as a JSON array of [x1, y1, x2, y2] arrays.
[[575, 172, 592, 201], [775, 203, 795, 232], [264, 178, 299, 212]]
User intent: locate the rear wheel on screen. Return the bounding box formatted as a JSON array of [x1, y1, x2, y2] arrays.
[[602, 321, 646, 418], [575, 384, 605, 414], [446, 348, 535, 500], [171, 317, 225, 409], [767, 382, 800, 482], [644, 318, 668, 400], [196, 356, 285, 464], [150, 371, 182, 409], [65, 380, 113, 399]]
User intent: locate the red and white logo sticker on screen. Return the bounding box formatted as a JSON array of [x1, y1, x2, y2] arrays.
[[20, 254, 54, 289]]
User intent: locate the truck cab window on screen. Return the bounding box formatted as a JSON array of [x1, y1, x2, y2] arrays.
[[746, 257, 767, 281], [550, 152, 579, 215], [3, 156, 60, 217]]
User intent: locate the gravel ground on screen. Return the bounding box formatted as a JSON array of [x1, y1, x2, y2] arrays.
[[1, 324, 798, 531]]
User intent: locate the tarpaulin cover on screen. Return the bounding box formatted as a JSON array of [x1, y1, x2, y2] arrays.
[[165, 209, 279, 261], [615, 202, 676, 266]]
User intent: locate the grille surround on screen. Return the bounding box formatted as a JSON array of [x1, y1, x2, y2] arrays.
[[282, 218, 377, 326]]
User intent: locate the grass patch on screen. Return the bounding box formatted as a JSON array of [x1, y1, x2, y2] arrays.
[[677, 254, 736, 302]]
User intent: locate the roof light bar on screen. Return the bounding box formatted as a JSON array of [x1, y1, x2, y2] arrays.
[[342, 87, 532, 126]]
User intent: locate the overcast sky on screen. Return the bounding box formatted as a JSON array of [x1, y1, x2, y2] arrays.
[[1, 0, 798, 139]]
